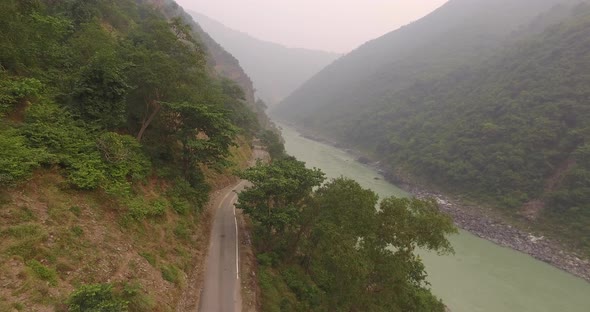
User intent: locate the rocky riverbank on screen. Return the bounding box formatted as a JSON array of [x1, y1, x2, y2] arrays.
[[389, 173, 590, 283], [280, 122, 590, 282]]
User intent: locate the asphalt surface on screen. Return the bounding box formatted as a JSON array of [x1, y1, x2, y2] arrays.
[[199, 181, 246, 312], [199, 147, 267, 312]]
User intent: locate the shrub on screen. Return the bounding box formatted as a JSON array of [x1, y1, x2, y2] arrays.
[[160, 264, 181, 285], [6, 224, 43, 239], [97, 132, 150, 182], [149, 198, 168, 217], [128, 198, 168, 220], [167, 178, 207, 214], [122, 282, 155, 312], [26, 260, 58, 286], [69, 205, 82, 217], [0, 129, 48, 185], [256, 252, 279, 267], [20, 101, 106, 189], [71, 226, 84, 237], [173, 221, 190, 241], [281, 267, 320, 305], [0, 73, 43, 117], [139, 252, 156, 267], [68, 284, 128, 312]]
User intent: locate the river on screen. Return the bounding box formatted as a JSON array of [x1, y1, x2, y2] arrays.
[[278, 123, 590, 312]]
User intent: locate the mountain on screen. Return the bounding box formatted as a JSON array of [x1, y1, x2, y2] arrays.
[[156, 1, 273, 129], [273, 0, 590, 255], [0, 0, 272, 310], [190, 11, 340, 106], [273, 0, 580, 122]]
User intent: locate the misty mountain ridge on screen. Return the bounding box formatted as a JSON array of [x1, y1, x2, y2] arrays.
[[189, 11, 340, 106], [274, 0, 583, 120]]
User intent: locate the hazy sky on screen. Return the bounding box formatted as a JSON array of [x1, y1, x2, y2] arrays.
[[174, 0, 448, 53]]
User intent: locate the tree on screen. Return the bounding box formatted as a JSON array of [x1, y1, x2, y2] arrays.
[[238, 161, 456, 311], [237, 157, 325, 252], [71, 51, 130, 129]]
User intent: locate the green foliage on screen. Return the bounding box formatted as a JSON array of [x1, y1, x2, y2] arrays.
[[21, 101, 106, 189], [97, 132, 151, 195], [0, 0, 271, 309], [71, 226, 84, 237], [0, 0, 258, 198], [173, 220, 191, 241], [139, 252, 157, 267], [238, 157, 325, 252], [69, 205, 82, 217], [281, 267, 321, 307], [68, 284, 128, 312], [259, 129, 286, 160], [239, 161, 456, 311], [5, 224, 43, 239], [160, 264, 181, 285], [70, 50, 130, 129], [0, 73, 43, 117], [220, 78, 260, 136], [127, 198, 168, 220], [166, 178, 205, 214], [0, 129, 48, 185], [26, 260, 58, 286], [122, 282, 155, 312]]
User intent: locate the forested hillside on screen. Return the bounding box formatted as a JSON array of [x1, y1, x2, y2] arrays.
[[274, 0, 590, 255], [191, 11, 340, 106], [0, 0, 268, 310], [351, 4, 590, 253]]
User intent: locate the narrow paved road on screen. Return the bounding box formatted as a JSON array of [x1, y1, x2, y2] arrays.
[[199, 147, 267, 312], [199, 181, 246, 312]]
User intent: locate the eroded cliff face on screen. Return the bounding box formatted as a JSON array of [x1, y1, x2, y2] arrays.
[[145, 0, 256, 105]]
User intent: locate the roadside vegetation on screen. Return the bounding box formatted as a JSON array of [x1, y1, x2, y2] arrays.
[[238, 155, 457, 311]]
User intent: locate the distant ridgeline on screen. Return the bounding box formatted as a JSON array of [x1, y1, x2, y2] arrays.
[[273, 0, 590, 254], [189, 11, 341, 107]]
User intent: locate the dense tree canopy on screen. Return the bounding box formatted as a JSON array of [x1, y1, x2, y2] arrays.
[[0, 0, 261, 194], [238, 159, 457, 311]]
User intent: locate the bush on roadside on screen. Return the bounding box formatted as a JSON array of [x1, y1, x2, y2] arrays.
[[68, 284, 128, 312]]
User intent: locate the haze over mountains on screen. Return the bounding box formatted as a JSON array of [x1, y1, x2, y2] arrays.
[[273, 0, 590, 254], [190, 11, 340, 106]]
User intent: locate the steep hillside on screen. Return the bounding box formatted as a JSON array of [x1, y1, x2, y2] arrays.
[[152, 0, 275, 131], [190, 11, 340, 106], [277, 0, 590, 254], [0, 0, 267, 310], [151, 1, 256, 105], [350, 3, 590, 253], [273, 0, 580, 124]]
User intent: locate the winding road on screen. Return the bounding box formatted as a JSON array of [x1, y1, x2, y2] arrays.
[[199, 147, 266, 312], [199, 181, 245, 312]]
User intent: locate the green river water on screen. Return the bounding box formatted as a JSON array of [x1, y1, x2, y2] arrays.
[[278, 123, 590, 312]]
